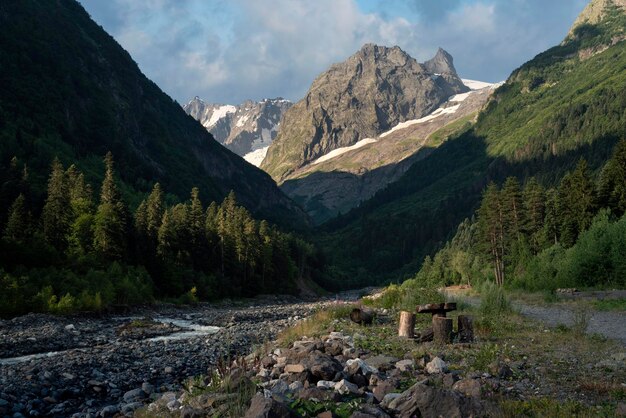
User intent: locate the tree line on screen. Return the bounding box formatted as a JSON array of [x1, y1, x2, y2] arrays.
[[0, 153, 321, 316], [413, 138, 626, 290]]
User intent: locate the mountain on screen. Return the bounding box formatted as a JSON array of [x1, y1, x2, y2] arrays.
[[183, 97, 292, 165], [0, 0, 307, 228], [261, 44, 469, 182], [315, 0, 626, 288], [281, 81, 497, 223]]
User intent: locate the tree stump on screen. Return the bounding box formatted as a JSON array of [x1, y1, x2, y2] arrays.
[[458, 315, 474, 343], [418, 327, 434, 343], [433, 317, 453, 345], [398, 311, 416, 338], [350, 308, 374, 325]]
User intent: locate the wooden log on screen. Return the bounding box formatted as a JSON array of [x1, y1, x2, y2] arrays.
[[457, 315, 474, 343], [350, 308, 374, 325], [398, 311, 416, 338], [433, 317, 453, 345]]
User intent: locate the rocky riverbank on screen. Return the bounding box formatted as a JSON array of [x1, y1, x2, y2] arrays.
[[0, 295, 335, 418]]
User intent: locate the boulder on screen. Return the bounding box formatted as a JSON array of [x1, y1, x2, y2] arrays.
[[303, 353, 343, 381], [452, 379, 481, 398], [425, 357, 447, 374], [244, 394, 295, 418]]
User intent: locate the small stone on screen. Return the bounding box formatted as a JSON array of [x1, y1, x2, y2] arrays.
[[166, 400, 181, 411], [285, 364, 306, 373], [380, 393, 402, 408], [97, 405, 119, 417], [141, 382, 155, 394], [335, 379, 359, 395], [164, 367, 173, 374], [289, 381, 304, 393], [453, 378, 481, 398], [123, 388, 146, 403], [395, 359, 414, 372], [65, 324, 75, 331], [425, 357, 447, 374], [317, 380, 335, 389], [616, 402, 626, 417]]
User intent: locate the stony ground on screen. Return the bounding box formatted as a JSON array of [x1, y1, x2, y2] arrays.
[[0, 294, 352, 418]]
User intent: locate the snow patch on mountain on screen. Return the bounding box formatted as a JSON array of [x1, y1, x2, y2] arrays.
[[312, 138, 378, 165], [207, 105, 236, 128], [462, 79, 495, 90], [244, 146, 270, 167]]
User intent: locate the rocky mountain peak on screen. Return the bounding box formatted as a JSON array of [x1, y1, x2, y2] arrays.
[[424, 47, 456, 75], [261, 44, 469, 182]]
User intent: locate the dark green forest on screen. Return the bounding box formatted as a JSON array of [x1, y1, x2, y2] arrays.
[[0, 154, 323, 316], [412, 138, 626, 292]]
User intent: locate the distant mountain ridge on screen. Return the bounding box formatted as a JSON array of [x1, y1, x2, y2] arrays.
[[184, 97, 292, 166], [261, 44, 469, 182]]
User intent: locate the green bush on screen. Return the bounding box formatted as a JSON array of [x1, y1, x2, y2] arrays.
[[479, 281, 511, 317]]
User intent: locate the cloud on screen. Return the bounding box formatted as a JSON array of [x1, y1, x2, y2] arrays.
[[78, 0, 588, 105]]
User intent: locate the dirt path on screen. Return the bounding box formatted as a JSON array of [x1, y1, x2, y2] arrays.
[[513, 302, 626, 346], [454, 291, 626, 346]]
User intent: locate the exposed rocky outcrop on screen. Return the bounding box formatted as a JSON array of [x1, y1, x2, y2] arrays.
[[568, 0, 626, 37], [280, 84, 496, 224], [261, 44, 469, 182]]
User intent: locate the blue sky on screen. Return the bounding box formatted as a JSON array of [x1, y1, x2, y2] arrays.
[[78, 0, 588, 104]]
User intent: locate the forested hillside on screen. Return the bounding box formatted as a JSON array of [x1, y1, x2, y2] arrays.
[[317, 3, 626, 289], [0, 154, 323, 316], [0, 0, 307, 228]]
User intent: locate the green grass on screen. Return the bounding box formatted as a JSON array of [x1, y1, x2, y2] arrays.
[[592, 298, 626, 311]]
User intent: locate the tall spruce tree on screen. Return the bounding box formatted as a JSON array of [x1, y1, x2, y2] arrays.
[[93, 153, 127, 259], [477, 183, 505, 285], [523, 178, 546, 253], [42, 158, 71, 251], [3, 194, 31, 243], [598, 139, 626, 216], [558, 159, 595, 247]]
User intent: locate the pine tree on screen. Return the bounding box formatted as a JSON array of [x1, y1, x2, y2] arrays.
[[477, 183, 505, 286], [146, 183, 164, 242], [542, 188, 560, 246], [42, 158, 71, 251], [558, 159, 595, 247], [93, 152, 127, 259], [3, 194, 31, 242], [523, 178, 545, 253], [501, 177, 523, 240], [598, 139, 626, 216], [188, 188, 204, 250], [66, 165, 93, 217]]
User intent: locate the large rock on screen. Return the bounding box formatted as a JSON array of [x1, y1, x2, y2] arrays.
[[262, 44, 468, 182], [387, 383, 492, 418], [302, 352, 343, 381], [243, 394, 295, 418]]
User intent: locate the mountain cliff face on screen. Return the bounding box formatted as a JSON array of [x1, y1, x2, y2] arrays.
[[282, 82, 496, 223], [261, 44, 469, 182], [0, 0, 308, 228], [183, 97, 292, 165]]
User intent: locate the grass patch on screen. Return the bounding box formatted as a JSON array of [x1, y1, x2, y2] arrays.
[[500, 398, 615, 418], [592, 298, 626, 311], [277, 304, 354, 345], [479, 282, 512, 317]]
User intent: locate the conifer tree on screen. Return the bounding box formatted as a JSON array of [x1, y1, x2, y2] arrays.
[[3, 194, 31, 242], [558, 159, 595, 247], [42, 158, 71, 251], [93, 152, 127, 259], [542, 188, 560, 246], [501, 177, 523, 240], [146, 183, 164, 242], [477, 183, 505, 285], [188, 187, 204, 249], [598, 139, 626, 216], [523, 178, 546, 253]]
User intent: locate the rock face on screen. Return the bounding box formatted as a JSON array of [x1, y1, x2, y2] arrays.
[[184, 98, 292, 165], [568, 0, 626, 36], [261, 44, 469, 182]]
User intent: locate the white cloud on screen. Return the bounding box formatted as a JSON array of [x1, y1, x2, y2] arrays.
[[79, 0, 588, 104]]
